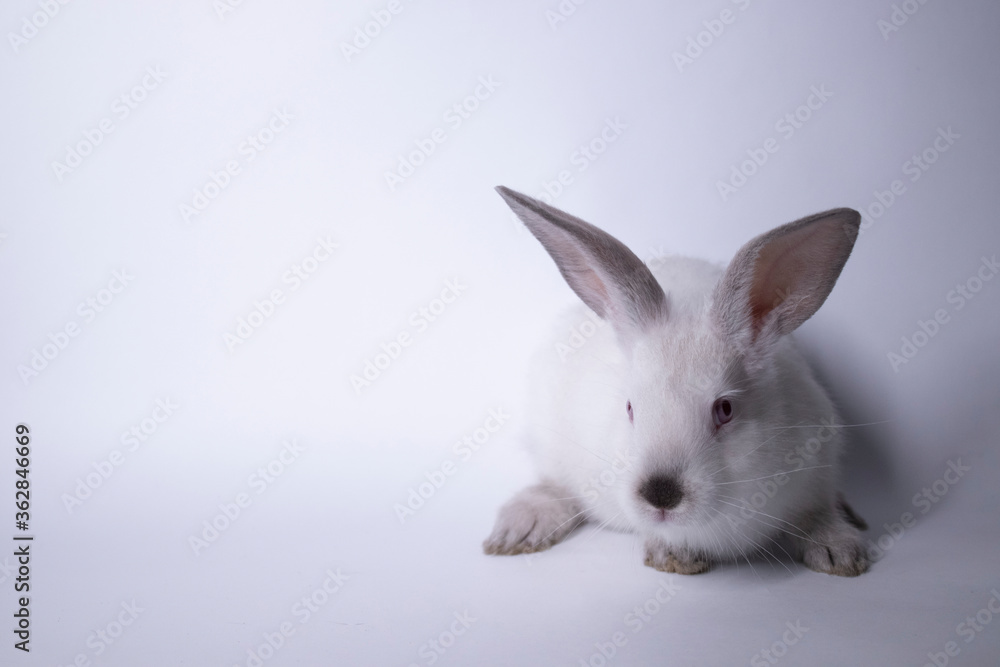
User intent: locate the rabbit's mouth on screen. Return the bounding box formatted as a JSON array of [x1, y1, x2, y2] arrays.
[[633, 499, 699, 529], [649, 508, 675, 523]]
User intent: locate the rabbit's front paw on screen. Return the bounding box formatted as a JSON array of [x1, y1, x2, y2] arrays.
[[483, 481, 584, 556], [643, 537, 711, 574], [792, 510, 871, 577]]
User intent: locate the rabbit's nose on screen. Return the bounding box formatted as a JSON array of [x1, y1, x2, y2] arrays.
[[638, 475, 684, 510]]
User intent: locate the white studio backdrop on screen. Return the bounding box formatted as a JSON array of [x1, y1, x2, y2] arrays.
[[1, 1, 999, 666]]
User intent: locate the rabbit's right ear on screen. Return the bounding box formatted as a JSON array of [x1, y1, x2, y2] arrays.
[[713, 207, 861, 357], [496, 186, 667, 339]]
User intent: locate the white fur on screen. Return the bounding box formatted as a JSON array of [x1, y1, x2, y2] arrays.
[[527, 257, 841, 558], [484, 188, 869, 576]]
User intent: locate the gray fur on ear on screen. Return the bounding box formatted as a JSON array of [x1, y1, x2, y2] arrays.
[[713, 208, 861, 352], [496, 186, 668, 335]]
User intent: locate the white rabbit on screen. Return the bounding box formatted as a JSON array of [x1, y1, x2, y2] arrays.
[[484, 186, 869, 576]]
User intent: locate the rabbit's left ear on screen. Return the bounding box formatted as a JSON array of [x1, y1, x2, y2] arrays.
[[496, 186, 667, 339], [713, 208, 861, 352]]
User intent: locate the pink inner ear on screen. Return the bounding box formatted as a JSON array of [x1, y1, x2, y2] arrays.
[[578, 270, 611, 317], [496, 186, 668, 334], [713, 206, 859, 348], [748, 223, 831, 335]]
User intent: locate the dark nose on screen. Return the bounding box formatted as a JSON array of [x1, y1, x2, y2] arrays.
[[639, 475, 683, 510]]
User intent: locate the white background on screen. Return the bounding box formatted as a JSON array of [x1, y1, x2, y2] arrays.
[[1, 0, 999, 665]]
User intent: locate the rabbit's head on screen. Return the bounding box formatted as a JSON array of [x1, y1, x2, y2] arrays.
[[497, 186, 860, 535]]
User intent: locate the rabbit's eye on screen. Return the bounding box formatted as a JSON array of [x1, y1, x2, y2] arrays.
[[712, 398, 734, 427], [626, 400, 633, 424]]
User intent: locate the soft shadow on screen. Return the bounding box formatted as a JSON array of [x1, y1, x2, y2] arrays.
[[795, 333, 901, 531], [796, 327, 1000, 533]]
